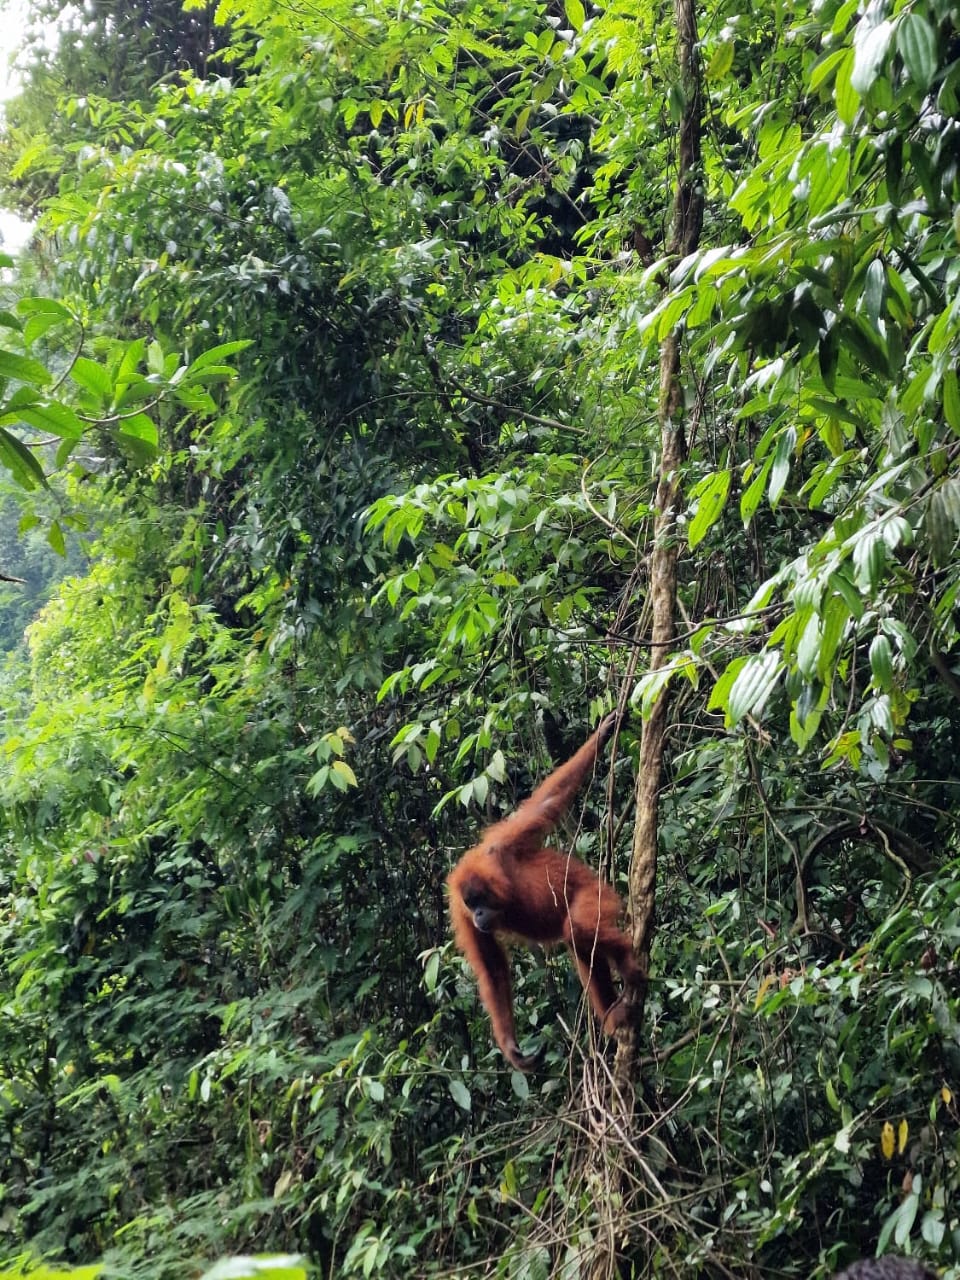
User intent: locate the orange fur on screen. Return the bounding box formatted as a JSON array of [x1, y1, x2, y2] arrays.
[[447, 713, 638, 1070]]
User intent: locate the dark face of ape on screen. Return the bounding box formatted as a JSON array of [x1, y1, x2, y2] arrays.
[[459, 878, 503, 932]]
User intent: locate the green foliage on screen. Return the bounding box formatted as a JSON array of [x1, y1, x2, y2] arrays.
[[0, 1269, 102, 1280], [0, 274, 249, 521], [200, 1261, 311, 1280], [1, 0, 960, 1275]]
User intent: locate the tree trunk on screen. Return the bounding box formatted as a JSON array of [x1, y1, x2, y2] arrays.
[[585, 9, 703, 1278], [613, 0, 704, 1091]]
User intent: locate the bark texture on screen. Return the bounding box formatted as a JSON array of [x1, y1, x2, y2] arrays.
[[586, 11, 704, 1278], [615, 0, 704, 1088]]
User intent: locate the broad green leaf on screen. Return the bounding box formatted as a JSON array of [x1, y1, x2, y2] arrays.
[[0, 425, 46, 489], [898, 13, 937, 92], [943, 368, 960, 433], [852, 530, 886, 590], [921, 1210, 946, 1248], [808, 46, 849, 94], [688, 469, 730, 548], [70, 356, 114, 400], [116, 337, 147, 383], [17, 296, 73, 320], [804, 453, 842, 506], [894, 1189, 920, 1248], [47, 518, 65, 555], [511, 1069, 530, 1099], [18, 297, 73, 346], [8, 385, 42, 410], [0, 348, 52, 386], [188, 339, 252, 371], [851, 20, 893, 95], [834, 47, 859, 125], [564, 0, 585, 31], [862, 260, 885, 324], [449, 1078, 471, 1111], [686, 284, 716, 328], [818, 591, 850, 680], [635, 657, 684, 718], [740, 457, 772, 526], [23, 312, 66, 346], [709, 662, 740, 715], [727, 650, 783, 726], [55, 436, 78, 468], [880, 514, 912, 551], [423, 949, 440, 993], [174, 385, 218, 412], [925, 483, 960, 564], [798, 686, 829, 752], [706, 40, 735, 81], [869, 633, 894, 691], [305, 765, 329, 797], [117, 421, 158, 465], [768, 427, 796, 507], [331, 760, 358, 788], [937, 476, 960, 526], [184, 366, 236, 384], [829, 571, 864, 621], [841, 314, 889, 376], [14, 401, 85, 439], [147, 340, 165, 375], [117, 413, 159, 446], [796, 611, 820, 680]]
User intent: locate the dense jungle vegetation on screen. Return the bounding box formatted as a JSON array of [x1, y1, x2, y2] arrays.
[[1, 0, 960, 1275]]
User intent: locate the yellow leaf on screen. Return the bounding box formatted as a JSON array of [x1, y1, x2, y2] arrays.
[[942, 1085, 953, 1106], [332, 760, 358, 788], [755, 973, 775, 1008], [881, 1121, 895, 1159], [898, 1117, 909, 1154]]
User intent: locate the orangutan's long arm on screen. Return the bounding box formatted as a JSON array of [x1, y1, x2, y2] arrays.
[[479, 712, 618, 860]]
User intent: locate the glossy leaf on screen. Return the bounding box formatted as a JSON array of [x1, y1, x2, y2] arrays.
[[0, 426, 47, 489], [851, 20, 893, 94], [869, 633, 894, 691], [0, 348, 52, 386], [70, 357, 114, 400], [726, 651, 783, 726], [12, 401, 86, 439], [687, 469, 730, 548], [449, 1079, 471, 1111], [898, 13, 938, 92]]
